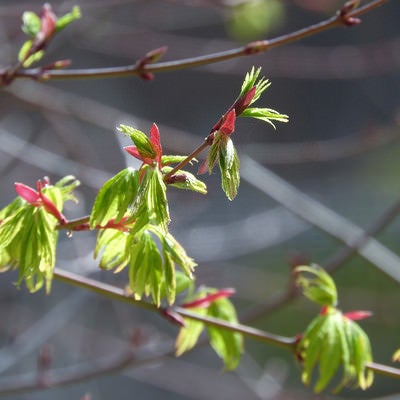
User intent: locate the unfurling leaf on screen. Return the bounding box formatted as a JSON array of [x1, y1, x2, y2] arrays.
[[238, 66, 270, 105], [128, 229, 163, 306], [295, 264, 338, 307], [202, 67, 287, 200], [144, 168, 170, 231], [119, 124, 158, 163], [297, 307, 373, 393], [18, 40, 44, 67], [241, 107, 289, 129], [89, 168, 139, 228], [55, 6, 81, 32], [21, 11, 41, 36], [220, 140, 240, 201], [163, 167, 207, 195]]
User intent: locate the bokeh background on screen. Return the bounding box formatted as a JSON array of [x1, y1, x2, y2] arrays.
[[0, 0, 399, 399]]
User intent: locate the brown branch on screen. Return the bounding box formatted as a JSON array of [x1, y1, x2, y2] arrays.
[[4, 0, 389, 84]]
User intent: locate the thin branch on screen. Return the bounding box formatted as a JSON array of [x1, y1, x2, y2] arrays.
[[53, 268, 294, 350], [366, 362, 400, 380], [0, 345, 173, 396], [6, 0, 389, 84], [240, 155, 400, 283]]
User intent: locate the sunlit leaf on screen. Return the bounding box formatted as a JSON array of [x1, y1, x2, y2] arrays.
[[220, 142, 240, 201], [241, 107, 289, 128], [145, 168, 170, 231], [176, 308, 207, 356], [94, 228, 130, 271], [128, 229, 163, 306], [161, 155, 188, 165], [119, 125, 157, 161], [90, 168, 139, 229], [206, 295, 243, 370]]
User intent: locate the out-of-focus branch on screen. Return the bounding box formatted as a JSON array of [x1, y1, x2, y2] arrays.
[[2, 0, 389, 84], [241, 156, 400, 283]]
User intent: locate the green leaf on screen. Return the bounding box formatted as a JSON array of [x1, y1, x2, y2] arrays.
[[239, 66, 262, 98], [176, 287, 243, 370], [0, 176, 78, 292], [128, 229, 163, 306], [0, 205, 58, 293], [176, 308, 207, 356], [21, 11, 41, 36], [238, 66, 271, 105], [94, 228, 130, 271], [295, 264, 338, 307], [220, 142, 240, 201], [124, 226, 196, 306], [90, 168, 139, 228], [145, 168, 170, 231], [219, 135, 235, 171], [241, 107, 289, 128], [55, 6, 81, 32], [119, 125, 156, 160], [156, 228, 197, 278], [207, 296, 243, 370], [393, 349, 400, 362], [18, 39, 45, 67], [206, 133, 225, 174]]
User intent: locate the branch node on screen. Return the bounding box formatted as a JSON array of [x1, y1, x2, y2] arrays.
[[244, 40, 269, 55], [338, 1, 363, 26]]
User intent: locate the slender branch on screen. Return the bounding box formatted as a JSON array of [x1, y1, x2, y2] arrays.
[[175, 306, 295, 349], [53, 268, 158, 312], [367, 362, 400, 379], [53, 268, 294, 350], [7, 0, 389, 83], [164, 138, 210, 182], [54, 268, 400, 380], [55, 216, 90, 231]]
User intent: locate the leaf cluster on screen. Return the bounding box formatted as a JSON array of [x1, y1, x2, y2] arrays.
[[0, 176, 79, 292], [297, 307, 373, 393], [19, 5, 81, 67], [295, 265, 373, 393], [90, 126, 205, 306], [203, 66, 288, 200]]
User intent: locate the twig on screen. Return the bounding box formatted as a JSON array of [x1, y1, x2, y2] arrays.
[[53, 268, 294, 349], [5, 0, 389, 84]]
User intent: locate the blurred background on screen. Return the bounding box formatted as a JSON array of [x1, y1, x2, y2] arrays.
[[0, 0, 399, 399]]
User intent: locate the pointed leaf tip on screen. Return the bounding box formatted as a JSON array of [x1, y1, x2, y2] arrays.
[[343, 310, 372, 321]]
